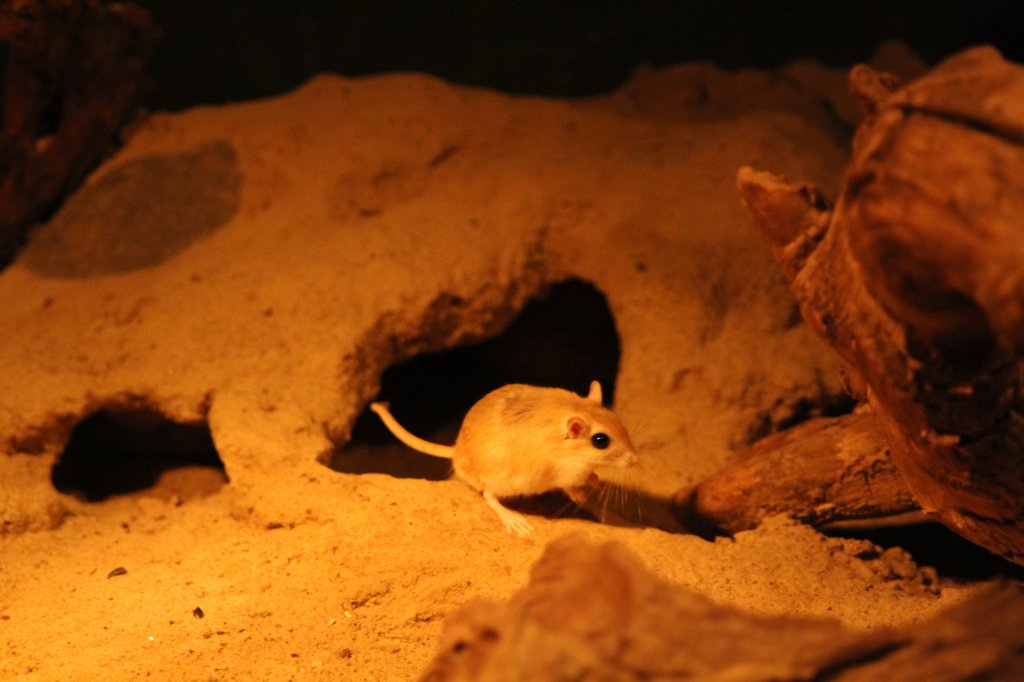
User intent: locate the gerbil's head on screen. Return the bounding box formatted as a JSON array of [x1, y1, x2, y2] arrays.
[[563, 381, 638, 469]]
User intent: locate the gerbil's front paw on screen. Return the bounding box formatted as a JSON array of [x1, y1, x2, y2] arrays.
[[565, 485, 588, 505]]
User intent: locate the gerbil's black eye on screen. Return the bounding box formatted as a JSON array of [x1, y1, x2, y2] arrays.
[[591, 433, 610, 449]]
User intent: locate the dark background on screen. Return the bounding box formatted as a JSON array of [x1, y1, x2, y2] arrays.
[[136, 0, 1024, 110]]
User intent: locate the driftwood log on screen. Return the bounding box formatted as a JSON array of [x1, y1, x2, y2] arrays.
[[680, 46, 1024, 565], [676, 409, 918, 534], [0, 0, 159, 266], [421, 535, 1024, 681]]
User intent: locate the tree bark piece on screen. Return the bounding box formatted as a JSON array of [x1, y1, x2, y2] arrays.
[[421, 536, 1024, 681], [735, 46, 1024, 564], [0, 0, 159, 266], [676, 409, 917, 534]]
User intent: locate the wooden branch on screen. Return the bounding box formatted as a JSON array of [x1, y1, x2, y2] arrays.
[[0, 0, 159, 266], [676, 409, 917, 534], [421, 536, 1024, 681], [734, 46, 1024, 564]]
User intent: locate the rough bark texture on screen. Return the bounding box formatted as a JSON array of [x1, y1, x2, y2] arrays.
[[421, 535, 1024, 681], [0, 0, 159, 266], [676, 409, 918, 534], [735, 46, 1024, 564]]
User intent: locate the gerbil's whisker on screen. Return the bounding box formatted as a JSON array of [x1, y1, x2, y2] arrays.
[[626, 415, 650, 444], [624, 470, 643, 523], [626, 471, 643, 522], [593, 475, 644, 526], [553, 497, 577, 520]]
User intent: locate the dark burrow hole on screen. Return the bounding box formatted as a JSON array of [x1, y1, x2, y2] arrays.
[[51, 408, 228, 502], [824, 520, 1024, 583], [330, 278, 621, 505]]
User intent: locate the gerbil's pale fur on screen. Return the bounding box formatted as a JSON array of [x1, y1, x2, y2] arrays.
[[370, 380, 637, 536]]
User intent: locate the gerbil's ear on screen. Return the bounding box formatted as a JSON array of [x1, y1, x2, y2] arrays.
[[566, 416, 590, 439], [587, 380, 603, 405]]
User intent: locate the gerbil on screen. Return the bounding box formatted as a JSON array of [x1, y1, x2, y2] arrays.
[[370, 380, 637, 536]]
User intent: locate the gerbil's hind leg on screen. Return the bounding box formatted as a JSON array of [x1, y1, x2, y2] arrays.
[[483, 491, 533, 537]]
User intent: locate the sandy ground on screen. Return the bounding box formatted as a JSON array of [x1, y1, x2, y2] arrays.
[[0, 50, 991, 680]]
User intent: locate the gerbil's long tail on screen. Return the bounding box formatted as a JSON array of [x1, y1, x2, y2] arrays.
[[369, 402, 455, 459]]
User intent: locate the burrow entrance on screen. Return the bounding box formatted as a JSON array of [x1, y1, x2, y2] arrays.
[[51, 408, 227, 502], [331, 278, 621, 487]]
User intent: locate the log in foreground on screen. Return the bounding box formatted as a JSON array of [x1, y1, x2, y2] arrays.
[[690, 46, 1024, 564], [421, 536, 1024, 681]]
